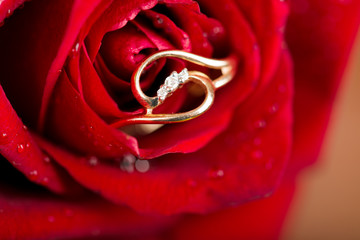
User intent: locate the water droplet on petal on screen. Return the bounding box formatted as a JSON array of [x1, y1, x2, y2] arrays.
[[156, 16, 163, 25], [0, 132, 8, 145], [17, 144, 25, 153], [212, 26, 222, 35], [264, 191, 273, 198], [135, 159, 150, 173], [251, 150, 263, 159], [43, 156, 51, 163], [120, 154, 136, 173], [48, 215, 55, 223], [186, 179, 197, 187], [277, 26, 285, 34], [25, 143, 30, 148], [65, 208, 74, 217], [88, 156, 98, 166], [269, 103, 279, 114], [278, 84, 286, 93], [23, 125, 28, 130], [6, 9, 12, 18], [254, 120, 266, 129], [105, 143, 113, 151], [208, 168, 225, 179], [91, 229, 101, 236], [72, 42, 80, 54], [265, 158, 274, 170], [253, 138, 262, 146], [29, 170, 38, 181], [41, 177, 49, 184]]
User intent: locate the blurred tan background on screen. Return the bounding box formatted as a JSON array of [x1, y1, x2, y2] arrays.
[[281, 32, 360, 239]]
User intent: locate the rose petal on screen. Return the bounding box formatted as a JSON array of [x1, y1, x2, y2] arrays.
[[0, 85, 83, 194], [85, 0, 158, 61], [80, 45, 134, 119], [235, 0, 289, 83], [286, 0, 360, 174], [0, 0, 26, 23], [45, 72, 139, 158], [166, 181, 295, 240], [0, 184, 174, 240]]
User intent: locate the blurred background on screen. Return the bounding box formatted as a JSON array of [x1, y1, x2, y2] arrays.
[[281, 31, 360, 239]]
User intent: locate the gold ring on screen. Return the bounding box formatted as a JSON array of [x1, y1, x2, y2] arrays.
[[111, 50, 236, 128]]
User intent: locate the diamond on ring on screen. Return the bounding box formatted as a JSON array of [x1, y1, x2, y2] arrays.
[[157, 68, 189, 102]]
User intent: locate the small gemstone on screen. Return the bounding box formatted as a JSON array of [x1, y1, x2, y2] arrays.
[[165, 75, 179, 90], [157, 87, 169, 101], [170, 71, 178, 79], [178, 68, 189, 83]]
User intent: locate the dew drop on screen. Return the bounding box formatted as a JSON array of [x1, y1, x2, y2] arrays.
[[278, 84, 286, 93], [269, 103, 279, 114], [29, 170, 38, 181], [0, 132, 8, 144], [65, 208, 74, 217], [105, 143, 113, 151], [212, 26, 222, 35], [6, 9, 12, 18], [72, 42, 80, 54], [264, 192, 273, 198], [48, 215, 55, 223], [265, 158, 274, 170], [41, 177, 49, 185], [135, 159, 150, 173], [186, 179, 197, 187], [253, 138, 262, 146], [23, 125, 28, 130], [80, 125, 86, 132], [120, 154, 136, 173], [251, 150, 263, 159], [208, 168, 225, 179], [17, 144, 25, 153], [25, 143, 30, 148], [254, 119, 267, 129], [91, 229, 101, 236], [43, 156, 51, 163], [88, 156, 98, 166], [156, 16, 163, 25]]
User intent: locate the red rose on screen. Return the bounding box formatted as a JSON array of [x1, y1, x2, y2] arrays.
[[0, 0, 359, 239]]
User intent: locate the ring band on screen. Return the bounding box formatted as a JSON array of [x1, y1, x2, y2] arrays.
[[111, 50, 236, 128]]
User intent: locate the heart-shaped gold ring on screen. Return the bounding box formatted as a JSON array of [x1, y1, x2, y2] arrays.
[[111, 50, 236, 128]]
